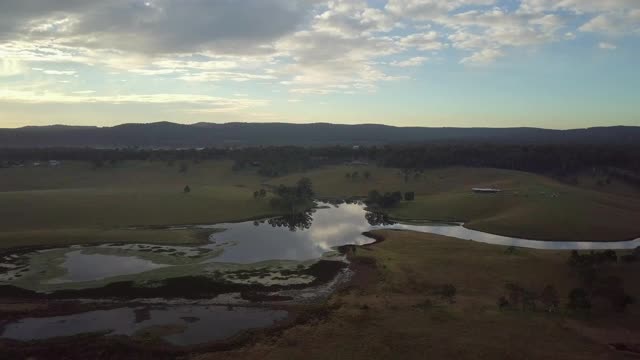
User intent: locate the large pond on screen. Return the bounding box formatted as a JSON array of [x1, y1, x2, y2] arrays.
[[1, 305, 288, 346], [2, 202, 640, 287]]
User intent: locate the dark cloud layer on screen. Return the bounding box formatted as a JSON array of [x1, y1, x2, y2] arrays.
[[0, 0, 314, 55]]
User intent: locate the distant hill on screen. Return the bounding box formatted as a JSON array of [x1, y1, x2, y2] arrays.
[[0, 122, 638, 148]]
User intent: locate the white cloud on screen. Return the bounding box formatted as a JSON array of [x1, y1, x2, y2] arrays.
[[0, 89, 268, 112], [460, 48, 503, 65], [0, 0, 639, 99], [41, 69, 77, 76], [399, 31, 444, 51], [0, 58, 25, 77], [386, 0, 496, 19], [390, 56, 429, 67], [579, 10, 640, 35], [598, 42, 617, 50]]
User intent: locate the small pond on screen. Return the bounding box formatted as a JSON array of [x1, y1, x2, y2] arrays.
[[48, 251, 170, 283]]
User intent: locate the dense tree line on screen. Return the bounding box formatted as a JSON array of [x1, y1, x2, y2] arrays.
[[2, 144, 639, 183]]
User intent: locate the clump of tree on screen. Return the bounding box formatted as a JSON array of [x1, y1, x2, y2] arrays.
[[498, 283, 561, 313], [270, 178, 314, 213], [345, 170, 372, 181], [567, 250, 635, 313], [567, 288, 591, 313], [366, 190, 407, 208], [253, 189, 267, 199], [568, 250, 617, 267], [621, 247, 640, 263], [593, 276, 635, 312], [499, 282, 538, 312], [404, 191, 415, 201], [367, 190, 400, 208], [345, 171, 360, 181]]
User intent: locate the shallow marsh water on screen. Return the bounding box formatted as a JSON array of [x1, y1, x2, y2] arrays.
[[1, 305, 288, 346]]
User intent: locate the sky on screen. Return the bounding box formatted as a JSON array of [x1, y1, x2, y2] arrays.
[[0, 0, 639, 129]]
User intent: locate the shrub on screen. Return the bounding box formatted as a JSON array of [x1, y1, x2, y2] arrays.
[[497, 296, 509, 309], [567, 288, 591, 312], [540, 285, 559, 312], [440, 284, 457, 303]]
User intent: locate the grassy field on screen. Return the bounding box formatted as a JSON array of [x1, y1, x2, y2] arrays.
[[196, 230, 640, 360], [1, 161, 639, 249], [0, 161, 276, 249], [275, 165, 640, 241]]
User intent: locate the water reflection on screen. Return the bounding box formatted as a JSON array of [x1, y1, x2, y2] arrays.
[[15, 202, 640, 285], [0, 305, 288, 346], [206, 203, 372, 263], [365, 211, 396, 226], [207, 202, 640, 264], [48, 251, 169, 283], [267, 211, 314, 231]]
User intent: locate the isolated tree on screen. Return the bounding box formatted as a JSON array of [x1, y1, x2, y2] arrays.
[[505, 246, 517, 254], [92, 159, 104, 169], [183, 185, 191, 194], [441, 284, 457, 303], [345, 173, 351, 180], [296, 177, 314, 199], [351, 171, 359, 181], [259, 189, 267, 198], [363, 171, 371, 180], [505, 283, 524, 309], [497, 296, 509, 309], [367, 190, 381, 204], [179, 162, 189, 173], [400, 168, 412, 183], [404, 191, 415, 201], [522, 289, 538, 311], [567, 288, 591, 312], [253, 190, 260, 199]]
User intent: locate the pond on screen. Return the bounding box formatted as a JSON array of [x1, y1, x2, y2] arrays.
[[2, 202, 640, 288], [0, 305, 288, 346]]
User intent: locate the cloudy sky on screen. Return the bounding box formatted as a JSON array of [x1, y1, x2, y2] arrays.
[[0, 0, 638, 128]]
